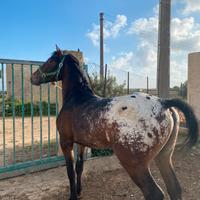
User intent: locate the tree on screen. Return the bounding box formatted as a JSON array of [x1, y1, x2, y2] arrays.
[[89, 73, 126, 98], [172, 86, 180, 91], [180, 81, 187, 98]]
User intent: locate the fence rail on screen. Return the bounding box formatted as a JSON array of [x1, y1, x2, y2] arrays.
[[0, 58, 44, 65]]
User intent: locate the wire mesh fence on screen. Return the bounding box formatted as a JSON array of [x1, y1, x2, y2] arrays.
[[86, 62, 157, 96], [86, 62, 185, 99]]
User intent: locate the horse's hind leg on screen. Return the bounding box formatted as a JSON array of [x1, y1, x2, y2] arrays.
[[129, 166, 164, 200], [114, 146, 164, 200], [75, 145, 85, 198], [155, 108, 182, 200]]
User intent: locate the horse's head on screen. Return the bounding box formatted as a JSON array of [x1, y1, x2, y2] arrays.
[[31, 45, 65, 85]]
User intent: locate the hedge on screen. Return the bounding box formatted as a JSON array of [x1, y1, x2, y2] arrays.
[[2, 100, 56, 117]]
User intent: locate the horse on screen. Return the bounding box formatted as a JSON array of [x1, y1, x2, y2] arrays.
[[31, 46, 199, 200]]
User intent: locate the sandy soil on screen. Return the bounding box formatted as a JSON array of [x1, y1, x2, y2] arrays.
[[0, 146, 200, 200], [0, 116, 58, 165]]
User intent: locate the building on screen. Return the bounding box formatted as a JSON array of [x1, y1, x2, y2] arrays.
[[188, 52, 200, 121]]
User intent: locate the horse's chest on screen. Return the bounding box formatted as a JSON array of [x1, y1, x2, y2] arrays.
[[56, 111, 73, 137]]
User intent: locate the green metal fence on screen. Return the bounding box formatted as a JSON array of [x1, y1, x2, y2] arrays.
[[0, 59, 65, 179]]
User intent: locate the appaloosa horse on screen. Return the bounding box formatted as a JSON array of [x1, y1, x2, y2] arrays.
[[31, 47, 199, 200]]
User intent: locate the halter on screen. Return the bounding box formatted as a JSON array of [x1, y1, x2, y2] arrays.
[[38, 55, 66, 81]]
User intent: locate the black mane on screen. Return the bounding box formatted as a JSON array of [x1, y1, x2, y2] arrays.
[[65, 54, 95, 100]]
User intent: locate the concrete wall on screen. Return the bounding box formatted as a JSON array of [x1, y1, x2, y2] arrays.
[[6, 64, 58, 103], [6, 50, 84, 103], [188, 52, 200, 121]]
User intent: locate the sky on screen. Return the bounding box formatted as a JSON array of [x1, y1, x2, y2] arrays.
[[0, 0, 200, 88]]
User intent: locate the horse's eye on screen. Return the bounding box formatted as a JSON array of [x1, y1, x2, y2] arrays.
[[47, 60, 53, 64]]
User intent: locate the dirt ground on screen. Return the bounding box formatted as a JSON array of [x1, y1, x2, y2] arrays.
[[0, 116, 57, 165], [0, 145, 200, 200]]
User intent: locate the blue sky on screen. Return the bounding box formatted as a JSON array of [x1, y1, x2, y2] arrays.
[[0, 0, 200, 88], [0, 0, 156, 60]]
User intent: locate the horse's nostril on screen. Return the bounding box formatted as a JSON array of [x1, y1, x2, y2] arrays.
[[30, 75, 39, 85]]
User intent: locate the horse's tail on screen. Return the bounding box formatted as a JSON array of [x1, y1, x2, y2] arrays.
[[161, 99, 199, 147]]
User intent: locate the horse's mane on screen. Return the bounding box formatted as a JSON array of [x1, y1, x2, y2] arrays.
[[65, 53, 94, 95]]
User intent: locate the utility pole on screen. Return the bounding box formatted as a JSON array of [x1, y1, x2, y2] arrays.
[[100, 12, 104, 81], [157, 0, 171, 98]]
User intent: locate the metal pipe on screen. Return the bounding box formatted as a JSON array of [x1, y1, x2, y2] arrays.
[[12, 64, 16, 163]]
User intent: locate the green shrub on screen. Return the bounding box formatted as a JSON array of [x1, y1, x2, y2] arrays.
[[91, 148, 113, 157], [3, 100, 56, 117], [90, 73, 126, 97]]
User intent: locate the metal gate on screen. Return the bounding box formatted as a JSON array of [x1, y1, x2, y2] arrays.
[[0, 58, 65, 179]]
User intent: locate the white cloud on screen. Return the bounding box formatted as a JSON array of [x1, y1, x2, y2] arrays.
[[87, 24, 100, 46], [128, 17, 158, 43], [180, 0, 200, 15], [108, 51, 157, 88], [109, 52, 134, 71], [171, 17, 200, 52], [87, 15, 127, 47], [110, 15, 127, 37], [126, 8, 200, 86]]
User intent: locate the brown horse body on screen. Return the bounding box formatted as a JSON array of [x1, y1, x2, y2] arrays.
[[31, 48, 199, 200], [59, 94, 172, 153]]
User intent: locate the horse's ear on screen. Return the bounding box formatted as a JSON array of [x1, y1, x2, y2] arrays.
[[55, 44, 63, 56], [56, 44, 60, 51]]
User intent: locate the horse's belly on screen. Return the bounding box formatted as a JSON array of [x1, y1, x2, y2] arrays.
[[73, 119, 115, 149], [111, 112, 172, 154]]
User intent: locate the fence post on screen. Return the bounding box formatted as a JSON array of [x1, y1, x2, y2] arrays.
[[1, 63, 6, 166], [180, 82, 183, 97], [127, 72, 130, 94], [147, 76, 149, 94], [57, 81, 63, 156], [103, 64, 108, 97]]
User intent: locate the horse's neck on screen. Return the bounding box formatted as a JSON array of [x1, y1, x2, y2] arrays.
[[61, 77, 72, 103], [61, 76, 94, 104]]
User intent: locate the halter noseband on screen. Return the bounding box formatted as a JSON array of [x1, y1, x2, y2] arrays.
[[38, 55, 66, 81]]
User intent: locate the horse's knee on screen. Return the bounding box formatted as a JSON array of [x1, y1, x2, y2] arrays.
[[75, 158, 84, 175], [76, 159, 84, 196], [76, 149, 85, 196]]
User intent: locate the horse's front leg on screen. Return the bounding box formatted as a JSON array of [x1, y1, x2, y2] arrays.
[[60, 140, 77, 200], [75, 145, 85, 198]]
